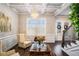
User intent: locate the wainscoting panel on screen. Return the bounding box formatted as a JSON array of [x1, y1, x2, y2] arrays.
[[0, 34, 17, 51]]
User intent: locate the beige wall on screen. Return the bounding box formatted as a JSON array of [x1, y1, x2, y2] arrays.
[[18, 14, 28, 34], [18, 14, 56, 35], [56, 16, 71, 23], [0, 4, 18, 51], [55, 16, 71, 41], [56, 16, 71, 32], [43, 15, 56, 34], [18, 14, 70, 34], [0, 4, 18, 38], [18, 13, 71, 41], [18, 13, 56, 42]]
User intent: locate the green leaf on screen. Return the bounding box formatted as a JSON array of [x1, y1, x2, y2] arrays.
[[69, 3, 79, 32]]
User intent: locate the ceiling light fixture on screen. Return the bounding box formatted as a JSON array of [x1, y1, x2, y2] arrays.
[[31, 8, 39, 19]]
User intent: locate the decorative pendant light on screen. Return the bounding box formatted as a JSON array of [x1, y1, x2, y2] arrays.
[[31, 8, 39, 19]]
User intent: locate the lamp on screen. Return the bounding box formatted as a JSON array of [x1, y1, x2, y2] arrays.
[[31, 8, 39, 19]]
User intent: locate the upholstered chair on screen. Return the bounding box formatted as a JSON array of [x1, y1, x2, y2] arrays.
[[18, 34, 32, 48], [0, 49, 19, 56]]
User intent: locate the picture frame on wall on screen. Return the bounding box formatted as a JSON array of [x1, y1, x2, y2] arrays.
[[0, 12, 11, 32]]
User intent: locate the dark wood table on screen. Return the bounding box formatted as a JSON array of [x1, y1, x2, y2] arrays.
[[29, 44, 52, 56]]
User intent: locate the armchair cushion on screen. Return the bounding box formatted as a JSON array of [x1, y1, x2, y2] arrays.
[[11, 52, 20, 56], [18, 41, 32, 48], [0, 49, 16, 56]]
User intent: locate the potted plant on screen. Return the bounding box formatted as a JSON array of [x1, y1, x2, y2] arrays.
[[69, 3, 79, 39], [34, 36, 45, 48]]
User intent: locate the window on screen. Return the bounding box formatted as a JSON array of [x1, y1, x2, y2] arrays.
[[27, 18, 46, 36]]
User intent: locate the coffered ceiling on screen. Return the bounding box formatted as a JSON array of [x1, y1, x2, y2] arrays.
[[6, 3, 71, 16]]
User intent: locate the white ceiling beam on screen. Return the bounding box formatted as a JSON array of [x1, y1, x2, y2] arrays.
[[6, 3, 18, 13], [17, 12, 30, 15], [11, 7, 19, 13], [41, 4, 47, 14], [54, 3, 71, 16]]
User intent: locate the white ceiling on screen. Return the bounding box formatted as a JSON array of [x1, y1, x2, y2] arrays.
[[58, 6, 70, 16], [7, 3, 70, 16]]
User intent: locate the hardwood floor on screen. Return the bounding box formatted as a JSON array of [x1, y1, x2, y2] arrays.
[[9, 41, 68, 56], [53, 41, 68, 56]]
